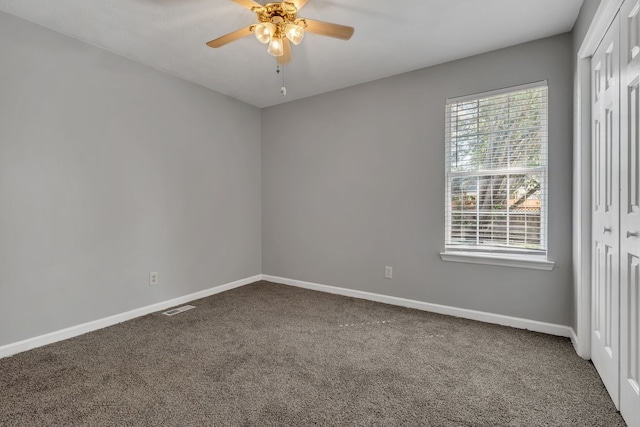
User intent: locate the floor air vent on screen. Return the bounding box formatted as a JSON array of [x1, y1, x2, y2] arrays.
[[163, 305, 195, 316]]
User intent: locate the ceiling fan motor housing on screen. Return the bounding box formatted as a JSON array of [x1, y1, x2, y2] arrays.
[[255, 2, 299, 24]]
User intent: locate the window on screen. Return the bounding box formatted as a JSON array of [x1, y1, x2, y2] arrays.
[[441, 81, 553, 270]]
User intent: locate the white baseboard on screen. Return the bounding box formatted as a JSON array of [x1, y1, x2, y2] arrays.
[[262, 275, 573, 338], [1, 273, 574, 359], [0, 275, 261, 359], [570, 327, 591, 360], [570, 328, 579, 351]]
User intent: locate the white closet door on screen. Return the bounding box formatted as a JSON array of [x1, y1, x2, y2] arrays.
[[620, 1, 640, 425], [592, 12, 621, 409]]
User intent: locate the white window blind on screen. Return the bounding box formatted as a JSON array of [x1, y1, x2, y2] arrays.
[[444, 81, 548, 258]]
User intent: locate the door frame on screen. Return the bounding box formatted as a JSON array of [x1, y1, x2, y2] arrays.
[[575, 0, 624, 359]]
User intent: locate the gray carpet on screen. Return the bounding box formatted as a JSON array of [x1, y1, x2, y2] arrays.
[[0, 281, 626, 426]]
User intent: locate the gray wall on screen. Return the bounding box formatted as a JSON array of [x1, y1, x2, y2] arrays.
[[262, 34, 574, 326], [573, 0, 602, 52], [0, 11, 262, 347], [0, 7, 579, 348]]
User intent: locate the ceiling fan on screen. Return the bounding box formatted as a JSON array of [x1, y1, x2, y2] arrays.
[[206, 0, 355, 64]]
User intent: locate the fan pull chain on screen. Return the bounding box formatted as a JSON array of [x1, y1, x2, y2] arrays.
[[277, 64, 287, 96]]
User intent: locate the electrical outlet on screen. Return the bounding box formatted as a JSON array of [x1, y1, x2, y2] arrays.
[[384, 266, 393, 279], [149, 272, 159, 286]]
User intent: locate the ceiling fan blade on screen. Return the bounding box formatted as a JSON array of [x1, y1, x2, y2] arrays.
[[278, 38, 293, 64], [231, 0, 263, 11], [289, 0, 309, 11], [302, 19, 354, 40], [206, 26, 254, 48]]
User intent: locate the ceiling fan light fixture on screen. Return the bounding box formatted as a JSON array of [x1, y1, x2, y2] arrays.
[[206, 0, 355, 65], [267, 37, 284, 56], [285, 23, 304, 45], [254, 22, 275, 44]]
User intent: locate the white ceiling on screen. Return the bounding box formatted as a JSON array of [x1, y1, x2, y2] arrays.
[[0, 0, 584, 108]]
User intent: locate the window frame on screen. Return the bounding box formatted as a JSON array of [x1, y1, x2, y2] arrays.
[[440, 81, 555, 270]]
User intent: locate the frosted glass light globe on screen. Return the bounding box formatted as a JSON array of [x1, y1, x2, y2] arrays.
[[285, 24, 304, 45], [268, 37, 284, 56], [255, 23, 275, 44]]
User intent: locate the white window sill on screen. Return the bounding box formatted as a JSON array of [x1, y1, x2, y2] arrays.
[[439, 251, 555, 271]]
